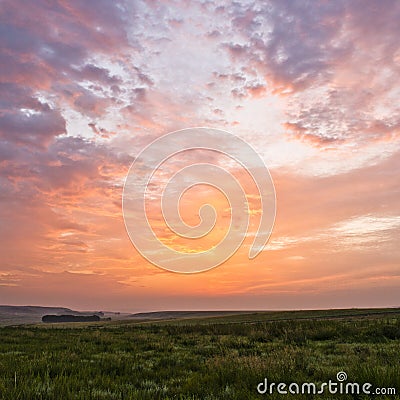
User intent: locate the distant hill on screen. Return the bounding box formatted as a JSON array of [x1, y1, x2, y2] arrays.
[[2, 306, 400, 326], [128, 310, 254, 320], [0, 305, 108, 325], [127, 308, 400, 322]]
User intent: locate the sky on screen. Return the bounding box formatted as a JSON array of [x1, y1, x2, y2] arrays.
[[0, 0, 399, 312]]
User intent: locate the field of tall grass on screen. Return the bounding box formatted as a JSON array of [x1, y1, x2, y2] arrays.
[[0, 309, 399, 399]]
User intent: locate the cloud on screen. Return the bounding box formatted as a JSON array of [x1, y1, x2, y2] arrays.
[[0, 0, 399, 310], [0, 107, 66, 148], [225, 0, 347, 92], [211, 1, 400, 150]]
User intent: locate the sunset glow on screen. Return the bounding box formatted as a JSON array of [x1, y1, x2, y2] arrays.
[[0, 1, 399, 311]]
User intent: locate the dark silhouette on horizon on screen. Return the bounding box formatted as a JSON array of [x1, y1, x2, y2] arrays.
[[42, 314, 101, 323]]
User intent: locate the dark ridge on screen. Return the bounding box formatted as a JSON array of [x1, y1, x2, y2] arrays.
[[42, 314, 101, 323]]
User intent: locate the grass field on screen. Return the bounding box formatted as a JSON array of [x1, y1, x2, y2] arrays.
[[0, 308, 399, 399]]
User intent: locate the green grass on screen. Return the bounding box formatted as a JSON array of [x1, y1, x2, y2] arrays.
[[0, 309, 399, 399]]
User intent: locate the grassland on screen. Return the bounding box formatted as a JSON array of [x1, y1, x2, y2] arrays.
[[0, 308, 399, 399]]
